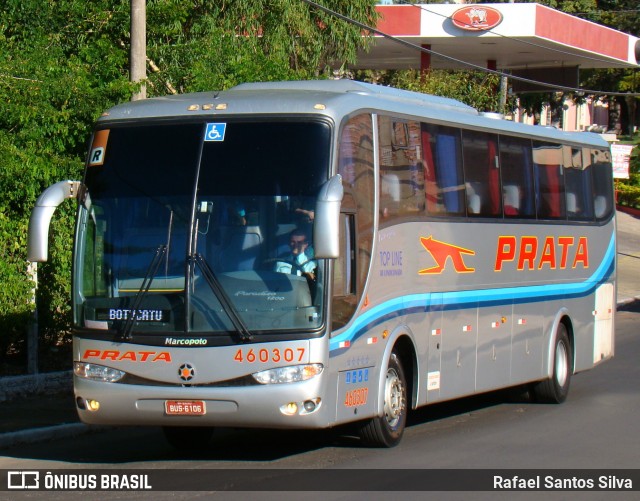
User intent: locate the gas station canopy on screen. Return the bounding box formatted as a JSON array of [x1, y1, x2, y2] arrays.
[[354, 3, 640, 73]]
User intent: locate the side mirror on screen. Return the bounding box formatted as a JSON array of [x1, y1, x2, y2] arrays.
[[313, 174, 343, 259], [27, 180, 81, 262]]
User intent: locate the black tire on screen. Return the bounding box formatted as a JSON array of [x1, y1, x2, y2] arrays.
[[532, 323, 572, 403], [162, 426, 214, 451], [358, 351, 407, 447]]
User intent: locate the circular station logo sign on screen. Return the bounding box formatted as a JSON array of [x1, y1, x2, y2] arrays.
[[451, 6, 503, 31]]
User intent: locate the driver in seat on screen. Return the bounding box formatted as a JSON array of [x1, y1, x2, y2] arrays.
[[275, 228, 317, 281]]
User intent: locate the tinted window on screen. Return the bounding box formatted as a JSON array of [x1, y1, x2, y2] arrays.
[[499, 136, 535, 218], [462, 130, 501, 217], [533, 142, 565, 219]]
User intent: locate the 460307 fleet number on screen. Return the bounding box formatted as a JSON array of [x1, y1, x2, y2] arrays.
[[234, 347, 305, 364]]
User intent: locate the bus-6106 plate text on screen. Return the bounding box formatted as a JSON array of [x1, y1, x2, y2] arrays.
[[165, 400, 206, 416]]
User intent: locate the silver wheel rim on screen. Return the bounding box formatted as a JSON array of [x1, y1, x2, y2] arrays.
[[555, 340, 568, 388], [383, 367, 405, 429]]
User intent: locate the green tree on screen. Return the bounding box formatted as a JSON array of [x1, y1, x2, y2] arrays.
[[0, 0, 377, 373], [144, 0, 377, 93], [579, 0, 640, 136], [0, 0, 132, 371], [359, 69, 506, 112]]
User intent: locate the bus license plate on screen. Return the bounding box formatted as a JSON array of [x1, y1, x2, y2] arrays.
[[164, 400, 206, 416]]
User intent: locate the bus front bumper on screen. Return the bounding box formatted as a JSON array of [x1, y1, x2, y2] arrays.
[[73, 375, 332, 430]]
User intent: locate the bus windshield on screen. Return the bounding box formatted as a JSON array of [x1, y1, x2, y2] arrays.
[[74, 119, 331, 339]]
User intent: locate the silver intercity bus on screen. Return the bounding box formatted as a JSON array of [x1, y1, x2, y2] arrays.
[[28, 80, 615, 449]]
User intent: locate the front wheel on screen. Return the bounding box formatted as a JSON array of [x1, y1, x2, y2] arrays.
[[358, 351, 407, 447], [532, 323, 572, 403]]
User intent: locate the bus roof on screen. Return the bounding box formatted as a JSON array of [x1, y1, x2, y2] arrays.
[[98, 80, 609, 148]]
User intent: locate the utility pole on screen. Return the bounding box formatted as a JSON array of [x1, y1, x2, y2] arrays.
[[131, 0, 146, 101]]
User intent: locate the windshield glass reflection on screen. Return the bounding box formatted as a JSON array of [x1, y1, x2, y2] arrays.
[[74, 120, 330, 338]]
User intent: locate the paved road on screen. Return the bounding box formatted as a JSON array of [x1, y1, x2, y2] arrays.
[[1, 302, 639, 499]]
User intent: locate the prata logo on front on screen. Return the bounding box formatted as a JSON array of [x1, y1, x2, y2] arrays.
[[7, 471, 40, 489]]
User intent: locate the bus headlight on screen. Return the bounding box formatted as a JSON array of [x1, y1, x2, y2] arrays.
[[252, 364, 323, 384], [74, 362, 125, 383]]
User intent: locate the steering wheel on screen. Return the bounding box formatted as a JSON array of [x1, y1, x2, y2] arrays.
[[263, 257, 315, 279]]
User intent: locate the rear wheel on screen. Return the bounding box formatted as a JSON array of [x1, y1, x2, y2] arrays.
[[532, 323, 572, 403], [358, 351, 407, 447], [162, 426, 214, 451]]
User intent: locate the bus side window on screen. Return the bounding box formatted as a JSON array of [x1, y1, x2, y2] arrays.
[[591, 147, 613, 221], [423, 123, 464, 216], [461, 130, 501, 217], [533, 142, 565, 219], [564, 146, 594, 221], [377, 117, 425, 221], [499, 136, 535, 218]]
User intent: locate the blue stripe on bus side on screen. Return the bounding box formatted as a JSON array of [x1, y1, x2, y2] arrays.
[[329, 232, 615, 354]]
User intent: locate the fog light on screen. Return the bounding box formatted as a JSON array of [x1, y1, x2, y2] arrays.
[[279, 398, 321, 416], [87, 399, 100, 412], [281, 402, 298, 416], [301, 398, 321, 415]]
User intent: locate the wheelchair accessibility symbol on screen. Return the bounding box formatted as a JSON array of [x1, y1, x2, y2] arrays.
[[204, 123, 227, 142]]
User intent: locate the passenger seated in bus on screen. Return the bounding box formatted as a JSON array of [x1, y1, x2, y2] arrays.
[[274, 228, 317, 281]]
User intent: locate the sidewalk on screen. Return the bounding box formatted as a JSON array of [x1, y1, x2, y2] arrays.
[[0, 373, 81, 449], [1, 208, 639, 450]]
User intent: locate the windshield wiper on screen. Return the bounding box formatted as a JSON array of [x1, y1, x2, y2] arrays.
[[116, 244, 168, 341], [191, 253, 253, 342]]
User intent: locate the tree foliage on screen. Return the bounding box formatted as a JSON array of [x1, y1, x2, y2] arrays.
[[358, 69, 507, 112], [0, 0, 377, 373]]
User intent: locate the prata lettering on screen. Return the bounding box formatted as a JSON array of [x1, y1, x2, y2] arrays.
[[83, 349, 171, 362]]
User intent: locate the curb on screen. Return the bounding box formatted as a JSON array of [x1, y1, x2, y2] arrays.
[[616, 205, 640, 218], [617, 297, 640, 308], [0, 371, 72, 403]]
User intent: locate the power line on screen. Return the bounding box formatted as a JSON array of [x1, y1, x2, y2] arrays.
[[300, 0, 640, 97]]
